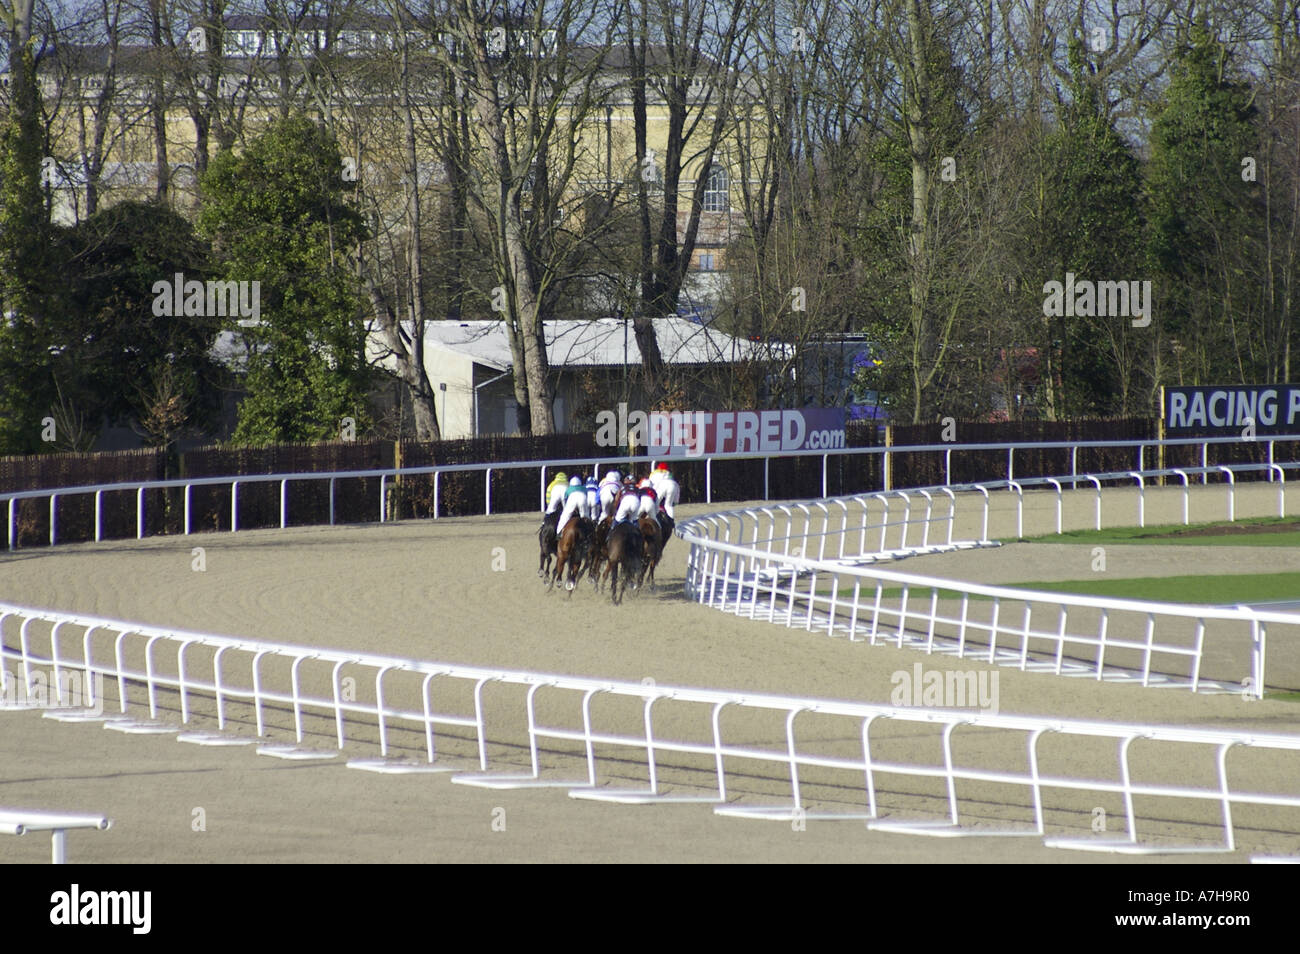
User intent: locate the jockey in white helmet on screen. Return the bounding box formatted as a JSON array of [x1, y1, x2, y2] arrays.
[[557, 476, 589, 534], [598, 469, 622, 520]]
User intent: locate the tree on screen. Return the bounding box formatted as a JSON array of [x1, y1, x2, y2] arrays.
[[880, 0, 982, 422], [623, 0, 754, 401], [357, 1, 443, 441], [1145, 26, 1261, 386], [55, 200, 222, 447], [198, 113, 371, 442], [1041, 38, 1147, 416], [431, 0, 623, 434], [0, 0, 57, 453]]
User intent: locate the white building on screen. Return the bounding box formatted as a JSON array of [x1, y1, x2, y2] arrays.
[[370, 317, 781, 438]]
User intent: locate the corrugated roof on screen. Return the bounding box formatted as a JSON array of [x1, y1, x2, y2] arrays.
[[416, 317, 779, 371]]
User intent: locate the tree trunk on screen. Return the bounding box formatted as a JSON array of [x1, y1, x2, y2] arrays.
[[149, 2, 170, 200], [398, 29, 439, 440], [905, 0, 931, 423]]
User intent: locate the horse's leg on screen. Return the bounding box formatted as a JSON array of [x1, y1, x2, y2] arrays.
[[549, 543, 564, 592], [638, 538, 652, 589], [565, 542, 580, 593]]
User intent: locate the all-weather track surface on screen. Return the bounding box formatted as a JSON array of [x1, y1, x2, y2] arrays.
[[2, 484, 1299, 863]]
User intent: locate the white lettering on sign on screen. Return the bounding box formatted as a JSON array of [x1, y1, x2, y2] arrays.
[[1167, 386, 1297, 432]]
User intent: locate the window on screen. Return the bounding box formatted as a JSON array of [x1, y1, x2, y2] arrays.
[[698, 253, 715, 271], [702, 163, 728, 212]]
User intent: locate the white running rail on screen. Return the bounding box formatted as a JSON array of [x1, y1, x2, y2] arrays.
[[677, 460, 1300, 698], [3, 601, 1299, 853], [0, 809, 111, 863], [2, 435, 1294, 549]]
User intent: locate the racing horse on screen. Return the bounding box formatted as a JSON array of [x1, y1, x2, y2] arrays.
[[656, 512, 674, 558], [637, 515, 664, 591], [602, 520, 643, 605], [537, 510, 559, 579], [581, 515, 613, 590], [550, 516, 592, 594]]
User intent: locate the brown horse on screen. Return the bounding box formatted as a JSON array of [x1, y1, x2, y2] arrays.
[[602, 520, 643, 605], [550, 516, 592, 594], [582, 515, 612, 589], [538, 511, 559, 579], [657, 511, 674, 558], [637, 515, 664, 591]]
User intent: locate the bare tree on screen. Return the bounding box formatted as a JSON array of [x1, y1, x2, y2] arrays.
[[423, 0, 623, 434], [622, 0, 755, 401]]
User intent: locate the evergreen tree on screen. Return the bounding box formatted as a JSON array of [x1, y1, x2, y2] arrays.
[[1144, 26, 1261, 385], [198, 115, 371, 443], [55, 201, 222, 446], [1042, 38, 1145, 416], [0, 42, 57, 453]]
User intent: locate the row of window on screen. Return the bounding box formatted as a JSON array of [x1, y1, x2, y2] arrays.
[[222, 28, 421, 56], [219, 28, 558, 58]]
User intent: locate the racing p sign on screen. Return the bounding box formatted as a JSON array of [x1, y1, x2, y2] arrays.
[[1164, 385, 1300, 437], [647, 408, 846, 456]]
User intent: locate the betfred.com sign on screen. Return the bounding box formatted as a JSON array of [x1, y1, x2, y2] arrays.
[[647, 408, 847, 456], [1164, 385, 1300, 435]]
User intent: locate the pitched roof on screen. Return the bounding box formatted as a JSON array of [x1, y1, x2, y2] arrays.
[[413, 317, 777, 372]]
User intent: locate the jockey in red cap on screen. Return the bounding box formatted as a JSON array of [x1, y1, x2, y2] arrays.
[[637, 481, 659, 526], [650, 466, 680, 520]]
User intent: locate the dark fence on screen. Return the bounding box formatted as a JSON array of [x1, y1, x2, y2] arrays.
[[396, 433, 603, 519], [3, 419, 1293, 547], [0, 447, 168, 549], [181, 440, 394, 532], [888, 419, 1156, 488]]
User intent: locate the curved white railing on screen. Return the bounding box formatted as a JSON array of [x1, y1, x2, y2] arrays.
[[3, 600, 1299, 855], [677, 460, 1300, 699], [5, 435, 1300, 856]]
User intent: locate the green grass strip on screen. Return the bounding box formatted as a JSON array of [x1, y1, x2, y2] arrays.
[[1010, 516, 1300, 548], [827, 572, 1300, 606]]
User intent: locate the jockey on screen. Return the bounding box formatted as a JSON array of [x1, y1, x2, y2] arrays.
[[585, 473, 600, 515], [650, 467, 680, 520], [544, 471, 569, 515], [557, 476, 589, 534], [598, 469, 622, 519], [613, 475, 641, 523], [637, 481, 659, 526]]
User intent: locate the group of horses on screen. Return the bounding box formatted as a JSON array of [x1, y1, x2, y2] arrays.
[[537, 507, 673, 604]]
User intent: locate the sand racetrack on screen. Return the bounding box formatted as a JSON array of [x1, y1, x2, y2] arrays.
[[3, 484, 1300, 863]]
